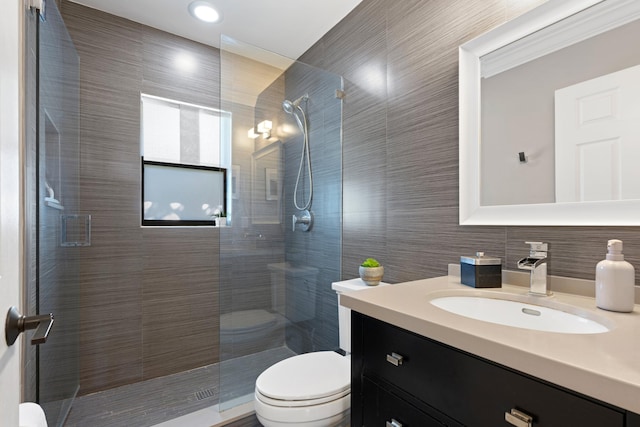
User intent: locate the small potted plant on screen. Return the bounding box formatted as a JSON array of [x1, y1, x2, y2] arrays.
[[217, 212, 227, 227], [359, 258, 384, 286]]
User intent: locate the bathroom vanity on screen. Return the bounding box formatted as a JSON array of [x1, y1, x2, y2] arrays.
[[342, 275, 640, 426]]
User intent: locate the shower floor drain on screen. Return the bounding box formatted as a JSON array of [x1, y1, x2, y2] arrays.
[[195, 388, 216, 401]]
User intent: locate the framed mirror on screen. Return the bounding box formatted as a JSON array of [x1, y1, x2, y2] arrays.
[[459, 0, 640, 225], [251, 141, 282, 224]]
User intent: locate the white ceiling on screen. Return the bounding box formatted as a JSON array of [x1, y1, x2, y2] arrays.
[[67, 0, 363, 60]]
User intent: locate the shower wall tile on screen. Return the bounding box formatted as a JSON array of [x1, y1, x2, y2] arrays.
[[62, 0, 222, 395], [318, 0, 389, 279], [303, 0, 640, 288], [141, 26, 220, 108], [507, 226, 640, 284], [386, 206, 506, 282], [61, 1, 145, 395], [142, 293, 217, 379], [386, 0, 504, 211], [75, 281, 143, 394], [321, 0, 387, 94]]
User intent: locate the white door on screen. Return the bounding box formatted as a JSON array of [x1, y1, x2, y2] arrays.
[[555, 64, 640, 202], [0, 0, 24, 425]]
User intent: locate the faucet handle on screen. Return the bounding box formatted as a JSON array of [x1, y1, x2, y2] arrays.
[[525, 241, 548, 257]]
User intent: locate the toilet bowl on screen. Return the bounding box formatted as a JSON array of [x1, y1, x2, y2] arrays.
[[19, 402, 48, 427], [254, 351, 350, 427], [220, 309, 285, 358], [254, 278, 388, 427]]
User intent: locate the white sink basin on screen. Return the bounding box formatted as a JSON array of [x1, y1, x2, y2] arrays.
[[430, 295, 610, 334]]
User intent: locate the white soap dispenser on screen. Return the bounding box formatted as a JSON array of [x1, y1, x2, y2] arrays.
[[595, 239, 635, 312]]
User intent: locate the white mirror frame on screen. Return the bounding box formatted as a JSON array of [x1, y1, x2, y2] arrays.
[[459, 0, 640, 226]]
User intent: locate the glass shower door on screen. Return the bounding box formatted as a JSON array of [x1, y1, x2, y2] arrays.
[[36, 1, 81, 425], [219, 36, 343, 411]]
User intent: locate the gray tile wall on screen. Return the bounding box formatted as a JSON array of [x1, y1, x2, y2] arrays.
[[62, 1, 220, 395], [301, 0, 640, 287]]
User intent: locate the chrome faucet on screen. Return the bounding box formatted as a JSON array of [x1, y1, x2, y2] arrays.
[[517, 241, 551, 296]]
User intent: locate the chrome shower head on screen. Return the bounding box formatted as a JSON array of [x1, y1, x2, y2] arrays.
[[282, 99, 295, 114], [282, 94, 308, 114]]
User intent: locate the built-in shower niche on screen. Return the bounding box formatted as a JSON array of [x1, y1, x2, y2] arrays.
[[44, 111, 63, 210]]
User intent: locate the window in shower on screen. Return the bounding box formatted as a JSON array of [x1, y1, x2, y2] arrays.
[[142, 160, 227, 225], [140, 94, 232, 225]]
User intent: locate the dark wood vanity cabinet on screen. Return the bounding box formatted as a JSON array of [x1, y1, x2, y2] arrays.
[[351, 312, 637, 427]]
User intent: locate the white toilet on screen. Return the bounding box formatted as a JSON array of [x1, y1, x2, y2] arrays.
[[254, 278, 385, 427], [220, 263, 320, 359], [19, 402, 48, 427]]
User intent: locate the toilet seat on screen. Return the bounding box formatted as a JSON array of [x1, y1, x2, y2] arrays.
[[256, 387, 350, 407], [254, 390, 350, 426], [255, 351, 350, 404], [254, 351, 351, 425]]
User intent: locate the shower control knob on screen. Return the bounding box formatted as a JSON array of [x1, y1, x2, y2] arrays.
[[292, 210, 313, 232]]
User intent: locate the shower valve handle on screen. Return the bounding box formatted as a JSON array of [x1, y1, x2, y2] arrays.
[[292, 210, 313, 232]]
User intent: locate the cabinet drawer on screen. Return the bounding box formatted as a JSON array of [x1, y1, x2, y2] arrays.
[[362, 377, 444, 427], [360, 315, 624, 427]]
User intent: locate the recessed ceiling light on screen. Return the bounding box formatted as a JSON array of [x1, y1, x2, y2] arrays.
[[188, 1, 221, 23]]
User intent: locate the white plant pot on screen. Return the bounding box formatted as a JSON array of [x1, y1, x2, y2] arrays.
[[359, 266, 384, 286]]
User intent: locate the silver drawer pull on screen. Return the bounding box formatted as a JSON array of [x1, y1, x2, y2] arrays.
[[386, 419, 403, 427], [505, 408, 533, 427], [386, 352, 404, 366]]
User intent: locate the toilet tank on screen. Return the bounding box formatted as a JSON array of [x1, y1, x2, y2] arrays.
[[269, 263, 320, 323], [332, 278, 389, 353]]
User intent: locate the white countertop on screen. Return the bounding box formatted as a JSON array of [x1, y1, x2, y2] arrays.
[[339, 275, 640, 414]]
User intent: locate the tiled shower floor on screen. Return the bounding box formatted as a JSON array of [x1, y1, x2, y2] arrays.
[[64, 346, 294, 427]]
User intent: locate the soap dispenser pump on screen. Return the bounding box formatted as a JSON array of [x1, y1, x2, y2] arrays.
[[595, 239, 635, 312]]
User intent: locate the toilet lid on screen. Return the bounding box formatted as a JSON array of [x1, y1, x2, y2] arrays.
[[255, 351, 350, 402]]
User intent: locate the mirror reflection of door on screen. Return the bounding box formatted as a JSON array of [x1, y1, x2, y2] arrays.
[[555, 64, 640, 202]]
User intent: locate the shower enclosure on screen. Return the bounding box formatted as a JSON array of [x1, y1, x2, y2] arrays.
[[219, 36, 344, 410], [24, 2, 81, 426]]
